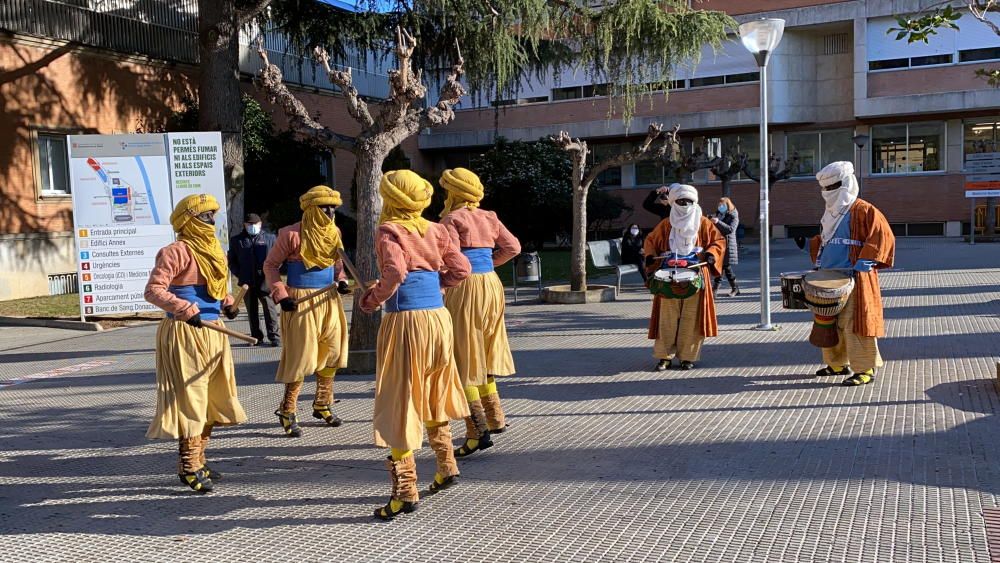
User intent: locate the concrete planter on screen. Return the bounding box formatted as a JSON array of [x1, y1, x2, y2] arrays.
[[540, 284, 617, 304]]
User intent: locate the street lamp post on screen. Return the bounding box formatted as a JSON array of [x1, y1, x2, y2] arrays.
[[739, 18, 785, 331], [852, 133, 869, 193]]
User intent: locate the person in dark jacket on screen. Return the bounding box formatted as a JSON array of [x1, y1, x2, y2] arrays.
[[642, 185, 671, 220], [710, 197, 740, 296], [228, 213, 280, 345], [621, 223, 647, 281]]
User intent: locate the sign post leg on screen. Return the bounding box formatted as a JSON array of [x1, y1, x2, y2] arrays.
[[971, 198, 977, 246]]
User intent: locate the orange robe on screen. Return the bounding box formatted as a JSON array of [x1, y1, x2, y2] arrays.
[[809, 198, 895, 338], [643, 217, 726, 339]]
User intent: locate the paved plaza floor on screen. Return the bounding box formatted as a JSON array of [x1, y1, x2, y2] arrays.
[[1, 238, 999, 562]]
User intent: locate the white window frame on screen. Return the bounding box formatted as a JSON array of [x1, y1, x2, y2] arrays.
[[869, 121, 947, 176], [33, 130, 73, 198]]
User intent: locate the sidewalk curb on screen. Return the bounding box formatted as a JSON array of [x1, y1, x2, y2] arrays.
[[0, 317, 103, 331]]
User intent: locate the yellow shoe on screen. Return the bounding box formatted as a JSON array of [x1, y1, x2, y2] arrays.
[[841, 370, 874, 386]]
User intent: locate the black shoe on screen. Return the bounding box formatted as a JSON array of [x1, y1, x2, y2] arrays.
[[269, 339, 281, 347], [275, 409, 302, 437], [198, 465, 222, 481], [679, 361, 695, 370], [816, 365, 851, 377], [312, 405, 343, 427], [428, 475, 459, 494], [842, 370, 874, 386], [729, 287, 740, 297], [179, 471, 213, 493], [655, 359, 671, 372], [454, 432, 493, 458], [252, 338, 265, 346], [374, 500, 418, 521]]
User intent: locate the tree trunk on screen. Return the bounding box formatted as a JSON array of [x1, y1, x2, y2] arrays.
[[570, 182, 588, 292], [347, 147, 386, 373], [197, 0, 244, 236]]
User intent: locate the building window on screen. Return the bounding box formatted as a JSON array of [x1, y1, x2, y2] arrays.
[[725, 71, 760, 84], [689, 75, 725, 88], [964, 119, 1000, 157], [552, 86, 582, 101], [590, 143, 625, 188], [871, 122, 944, 174], [635, 160, 665, 186], [786, 130, 855, 177], [696, 133, 759, 181], [869, 58, 909, 71], [582, 83, 610, 97], [911, 54, 952, 67], [316, 151, 335, 186], [37, 132, 71, 196], [960, 47, 1000, 63]]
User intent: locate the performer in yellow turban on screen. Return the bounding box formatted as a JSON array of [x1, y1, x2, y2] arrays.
[[359, 170, 471, 521], [439, 167, 521, 457], [145, 194, 247, 493], [263, 185, 351, 437]]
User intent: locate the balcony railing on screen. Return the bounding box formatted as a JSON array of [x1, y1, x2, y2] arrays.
[[0, 0, 199, 63]]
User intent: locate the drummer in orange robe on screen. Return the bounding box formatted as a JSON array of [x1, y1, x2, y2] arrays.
[[643, 184, 726, 371], [810, 161, 895, 386]]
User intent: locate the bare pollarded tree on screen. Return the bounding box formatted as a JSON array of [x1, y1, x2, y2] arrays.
[[256, 28, 465, 371], [552, 123, 682, 293]]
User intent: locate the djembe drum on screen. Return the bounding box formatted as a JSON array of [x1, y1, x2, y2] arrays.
[[802, 270, 854, 348]]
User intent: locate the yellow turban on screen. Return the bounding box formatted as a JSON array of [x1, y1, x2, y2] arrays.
[[439, 167, 484, 217], [169, 194, 228, 300], [379, 170, 433, 236], [298, 185, 344, 270]]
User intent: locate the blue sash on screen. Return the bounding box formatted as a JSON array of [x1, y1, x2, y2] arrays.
[[167, 285, 221, 320], [462, 247, 494, 274], [385, 270, 443, 313], [286, 260, 335, 288]]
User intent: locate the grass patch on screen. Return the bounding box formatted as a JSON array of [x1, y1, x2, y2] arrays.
[[495, 249, 602, 286], [0, 293, 81, 318]]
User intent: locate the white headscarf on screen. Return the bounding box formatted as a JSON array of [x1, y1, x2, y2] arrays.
[[667, 183, 702, 255], [816, 161, 859, 244]]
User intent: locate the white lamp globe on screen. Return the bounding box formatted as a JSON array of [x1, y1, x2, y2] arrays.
[[739, 18, 785, 56]]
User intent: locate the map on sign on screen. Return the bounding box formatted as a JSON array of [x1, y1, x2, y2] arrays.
[[71, 155, 169, 227]]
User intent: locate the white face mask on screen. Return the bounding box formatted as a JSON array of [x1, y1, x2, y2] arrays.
[[246, 223, 261, 236], [629, 228, 640, 236]]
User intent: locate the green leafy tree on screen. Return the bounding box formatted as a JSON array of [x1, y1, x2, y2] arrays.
[[473, 138, 574, 251]]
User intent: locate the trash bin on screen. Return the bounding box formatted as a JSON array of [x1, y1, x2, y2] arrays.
[[513, 252, 541, 302], [515, 252, 540, 282]]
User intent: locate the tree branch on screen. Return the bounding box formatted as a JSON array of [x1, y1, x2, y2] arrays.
[[255, 39, 357, 153], [419, 41, 467, 129], [581, 123, 681, 187], [969, 0, 1000, 36], [314, 46, 375, 128], [237, 0, 272, 26]]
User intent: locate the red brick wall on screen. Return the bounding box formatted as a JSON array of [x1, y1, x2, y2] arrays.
[[608, 173, 968, 232], [438, 84, 759, 135], [868, 66, 993, 98], [699, 0, 850, 15], [0, 38, 195, 235]]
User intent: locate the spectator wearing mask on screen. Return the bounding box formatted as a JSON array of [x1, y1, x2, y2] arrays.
[[710, 197, 740, 296], [228, 213, 280, 346], [642, 185, 671, 220], [621, 223, 646, 281]]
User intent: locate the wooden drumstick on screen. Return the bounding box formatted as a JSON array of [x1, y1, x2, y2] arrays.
[[178, 319, 258, 344], [232, 284, 249, 308], [294, 282, 338, 305]]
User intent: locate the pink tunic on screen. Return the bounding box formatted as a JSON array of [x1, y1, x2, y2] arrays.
[[359, 222, 471, 312], [440, 207, 521, 267], [144, 241, 234, 321], [263, 222, 347, 303]]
